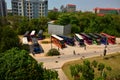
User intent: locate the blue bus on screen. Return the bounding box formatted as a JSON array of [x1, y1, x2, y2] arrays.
[[74, 34, 85, 46], [57, 35, 75, 46], [94, 33, 108, 45], [37, 30, 43, 40], [32, 38, 44, 53], [80, 33, 92, 45]]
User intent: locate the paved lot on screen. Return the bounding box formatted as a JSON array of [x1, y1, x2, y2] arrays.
[[29, 38, 120, 80]]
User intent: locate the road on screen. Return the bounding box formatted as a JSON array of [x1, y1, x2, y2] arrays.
[[31, 44, 120, 80]]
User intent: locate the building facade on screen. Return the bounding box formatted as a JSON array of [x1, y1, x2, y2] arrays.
[[48, 24, 71, 35], [11, 0, 48, 19], [94, 7, 120, 16], [0, 0, 7, 17], [66, 4, 76, 12]]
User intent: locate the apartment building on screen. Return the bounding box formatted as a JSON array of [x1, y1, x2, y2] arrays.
[[0, 0, 7, 17], [11, 0, 48, 19]]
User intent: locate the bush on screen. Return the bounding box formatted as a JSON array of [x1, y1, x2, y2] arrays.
[[41, 41, 51, 44], [46, 48, 60, 56]]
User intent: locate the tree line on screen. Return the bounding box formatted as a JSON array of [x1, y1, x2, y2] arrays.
[[48, 11, 120, 37]]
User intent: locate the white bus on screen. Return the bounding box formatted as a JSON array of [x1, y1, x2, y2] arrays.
[[74, 33, 84, 46], [30, 30, 36, 37]]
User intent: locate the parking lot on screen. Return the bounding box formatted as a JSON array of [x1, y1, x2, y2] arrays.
[[29, 37, 120, 57]]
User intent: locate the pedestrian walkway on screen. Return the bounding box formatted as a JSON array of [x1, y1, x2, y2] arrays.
[[31, 44, 120, 80]]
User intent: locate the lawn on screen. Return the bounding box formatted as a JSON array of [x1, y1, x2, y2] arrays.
[[62, 53, 120, 80]]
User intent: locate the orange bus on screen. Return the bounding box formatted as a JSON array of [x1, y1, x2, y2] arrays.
[[51, 34, 66, 48]]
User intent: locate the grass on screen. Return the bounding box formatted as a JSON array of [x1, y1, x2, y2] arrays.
[[62, 53, 120, 80]]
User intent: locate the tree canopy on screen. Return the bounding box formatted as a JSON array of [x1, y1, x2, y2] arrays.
[[0, 26, 21, 53], [0, 48, 59, 80]]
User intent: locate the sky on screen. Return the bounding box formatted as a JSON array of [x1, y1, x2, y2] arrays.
[[6, 0, 120, 11]]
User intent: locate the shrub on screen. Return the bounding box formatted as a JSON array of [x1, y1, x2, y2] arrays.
[[41, 41, 51, 44], [46, 48, 60, 56]]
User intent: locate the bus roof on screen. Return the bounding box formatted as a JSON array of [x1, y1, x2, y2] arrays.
[[75, 34, 83, 39], [38, 30, 43, 34], [30, 30, 36, 36], [24, 31, 29, 36], [88, 33, 99, 39], [51, 34, 64, 41], [22, 37, 28, 44], [101, 33, 115, 38], [80, 33, 91, 39]]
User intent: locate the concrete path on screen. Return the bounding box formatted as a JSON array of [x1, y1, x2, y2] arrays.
[[31, 44, 120, 80]]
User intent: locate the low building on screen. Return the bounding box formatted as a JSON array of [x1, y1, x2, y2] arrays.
[[94, 7, 120, 16], [66, 4, 76, 12], [48, 24, 71, 35]]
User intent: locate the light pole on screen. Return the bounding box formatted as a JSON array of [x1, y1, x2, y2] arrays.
[[51, 35, 52, 49], [104, 37, 107, 56]]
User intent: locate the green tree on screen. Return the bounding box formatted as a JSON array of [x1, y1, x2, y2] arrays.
[[81, 60, 94, 80], [0, 48, 59, 80], [92, 60, 98, 68], [71, 24, 80, 33], [46, 48, 60, 56], [48, 11, 60, 20], [0, 48, 44, 80], [0, 26, 21, 53], [56, 13, 71, 25], [17, 17, 29, 34]]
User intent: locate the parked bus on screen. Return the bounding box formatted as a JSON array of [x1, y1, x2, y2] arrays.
[[101, 33, 116, 44], [23, 31, 31, 41], [51, 34, 66, 48], [30, 30, 36, 37], [80, 33, 92, 45], [88, 33, 101, 45], [22, 37, 28, 44], [32, 38, 43, 53], [37, 30, 43, 40], [94, 33, 108, 45], [74, 34, 85, 46], [57, 35, 75, 46]]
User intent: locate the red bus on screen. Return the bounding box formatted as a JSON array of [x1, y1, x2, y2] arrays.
[[101, 33, 116, 44], [80, 33, 92, 45], [51, 34, 66, 48]]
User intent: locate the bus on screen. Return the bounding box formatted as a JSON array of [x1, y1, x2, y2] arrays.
[[57, 35, 75, 46], [88, 33, 101, 45], [37, 30, 43, 40], [80, 33, 92, 45], [51, 34, 66, 48], [32, 38, 44, 53], [30, 30, 36, 37], [23, 31, 31, 41], [94, 33, 108, 45], [101, 33, 116, 44], [74, 34, 85, 46], [22, 37, 28, 44]]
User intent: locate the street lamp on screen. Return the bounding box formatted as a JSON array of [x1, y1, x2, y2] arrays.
[[51, 35, 52, 49]]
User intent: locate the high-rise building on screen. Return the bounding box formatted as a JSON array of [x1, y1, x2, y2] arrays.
[[0, 0, 7, 17], [11, 0, 48, 19]]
